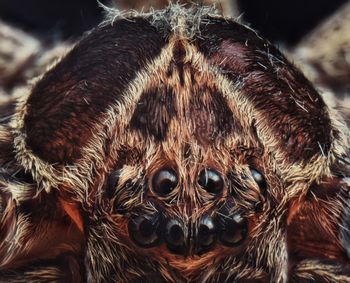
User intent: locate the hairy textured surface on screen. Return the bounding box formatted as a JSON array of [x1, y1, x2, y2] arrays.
[[0, 4, 350, 283]]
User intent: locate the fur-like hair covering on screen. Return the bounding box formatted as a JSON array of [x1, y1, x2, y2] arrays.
[[0, 4, 350, 283]]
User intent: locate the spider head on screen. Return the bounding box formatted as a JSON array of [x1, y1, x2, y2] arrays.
[[12, 5, 340, 282]]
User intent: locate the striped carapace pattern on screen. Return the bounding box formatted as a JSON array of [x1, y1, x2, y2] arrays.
[[1, 5, 350, 283]]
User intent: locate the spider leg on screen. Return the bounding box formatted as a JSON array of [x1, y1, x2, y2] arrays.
[[291, 259, 350, 283], [0, 253, 83, 283]]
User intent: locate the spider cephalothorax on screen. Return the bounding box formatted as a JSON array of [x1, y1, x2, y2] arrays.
[[0, 5, 350, 283]]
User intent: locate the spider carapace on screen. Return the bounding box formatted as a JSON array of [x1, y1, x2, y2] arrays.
[[0, 5, 350, 283]]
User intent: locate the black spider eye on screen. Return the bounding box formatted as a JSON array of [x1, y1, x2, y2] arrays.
[[165, 218, 186, 254], [106, 169, 122, 198], [198, 168, 224, 194], [196, 215, 216, 253], [128, 212, 162, 248], [250, 168, 266, 189], [217, 212, 248, 247], [152, 168, 178, 196]]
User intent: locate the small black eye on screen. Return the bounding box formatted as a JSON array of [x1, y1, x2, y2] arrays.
[[152, 168, 178, 196], [165, 218, 186, 255], [250, 168, 266, 189], [106, 169, 122, 198], [198, 168, 224, 194], [196, 215, 216, 254], [217, 212, 248, 247]]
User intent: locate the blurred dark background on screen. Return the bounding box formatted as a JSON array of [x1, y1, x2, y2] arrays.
[[239, 0, 347, 44], [0, 0, 347, 44], [0, 0, 107, 40]]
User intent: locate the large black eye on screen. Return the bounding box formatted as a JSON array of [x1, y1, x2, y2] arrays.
[[198, 168, 224, 194], [152, 168, 178, 196], [128, 213, 162, 248], [250, 168, 266, 189]]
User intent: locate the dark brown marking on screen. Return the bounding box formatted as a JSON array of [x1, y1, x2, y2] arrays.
[[129, 87, 177, 141], [189, 91, 240, 145], [196, 17, 332, 161], [172, 41, 186, 86], [24, 18, 169, 164]]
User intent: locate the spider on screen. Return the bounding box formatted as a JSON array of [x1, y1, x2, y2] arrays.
[[0, 4, 349, 283]]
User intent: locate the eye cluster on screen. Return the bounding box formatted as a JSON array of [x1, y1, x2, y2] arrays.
[[151, 167, 266, 197], [107, 166, 267, 256], [152, 167, 225, 196], [127, 203, 248, 256]]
